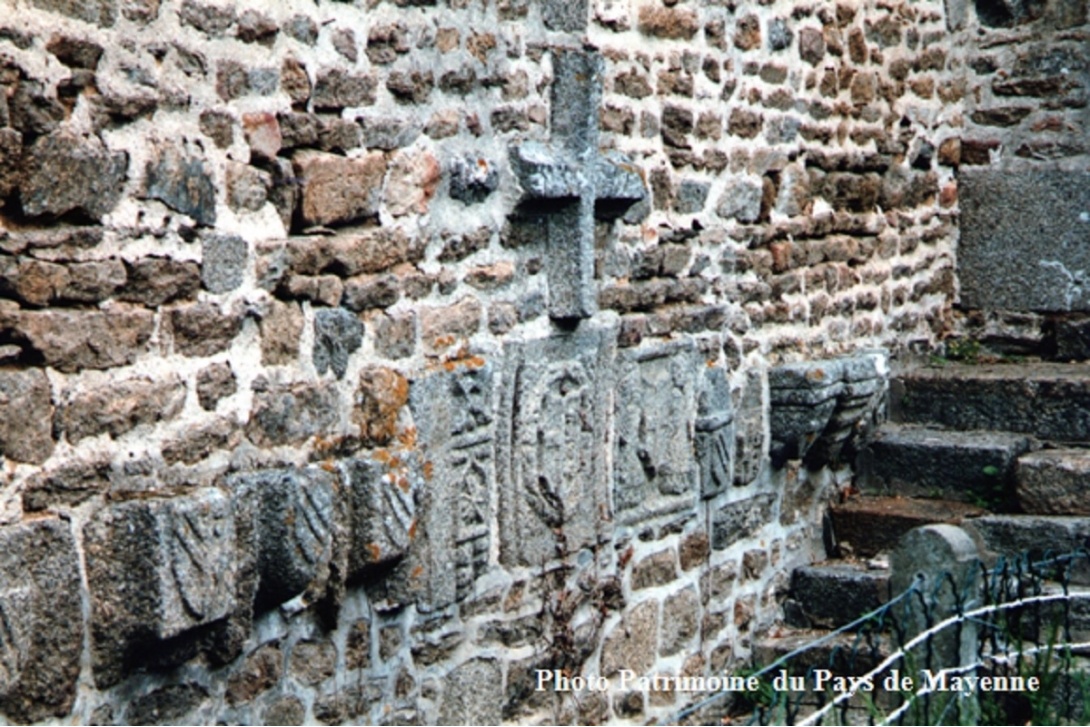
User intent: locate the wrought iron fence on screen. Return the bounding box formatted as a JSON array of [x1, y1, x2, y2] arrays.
[[675, 544, 1090, 726]]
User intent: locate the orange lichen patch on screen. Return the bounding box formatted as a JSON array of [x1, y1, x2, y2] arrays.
[[313, 434, 346, 455], [431, 334, 456, 350], [396, 476, 410, 493], [408, 519, 418, 539], [355, 367, 409, 446], [438, 343, 486, 372], [422, 461, 434, 480], [367, 542, 382, 562], [320, 460, 337, 473], [396, 426, 417, 449]]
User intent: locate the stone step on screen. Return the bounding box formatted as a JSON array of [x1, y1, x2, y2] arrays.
[[733, 629, 900, 725], [857, 424, 1034, 508], [963, 514, 1090, 586], [1016, 449, 1090, 516], [785, 561, 889, 630], [751, 628, 891, 678], [1023, 583, 1090, 648], [829, 497, 986, 558], [892, 362, 1090, 443]]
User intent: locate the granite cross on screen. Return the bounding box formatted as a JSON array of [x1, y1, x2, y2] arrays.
[[510, 47, 647, 321]]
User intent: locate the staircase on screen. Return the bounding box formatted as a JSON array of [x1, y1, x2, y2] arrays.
[[744, 161, 1090, 722], [754, 357, 1090, 722]]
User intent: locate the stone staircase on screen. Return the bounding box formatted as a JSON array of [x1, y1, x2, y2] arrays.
[[758, 360, 1090, 688]]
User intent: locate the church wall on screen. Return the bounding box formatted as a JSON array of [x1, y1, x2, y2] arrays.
[[0, 0, 995, 722]]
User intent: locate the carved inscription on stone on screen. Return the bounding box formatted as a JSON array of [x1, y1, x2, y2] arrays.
[[497, 326, 614, 567], [409, 363, 495, 605], [231, 467, 336, 608], [696, 366, 735, 499], [614, 343, 700, 524]]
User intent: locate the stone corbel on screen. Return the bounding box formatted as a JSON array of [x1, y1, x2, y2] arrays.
[[769, 350, 888, 469]]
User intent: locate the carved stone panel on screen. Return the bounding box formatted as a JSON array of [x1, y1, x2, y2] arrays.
[[342, 456, 418, 576], [161, 492, 238, 634], [84, 488, 240, 685], [230, 467, 337, 609], [0, 519, 82, 723], [805, 352, 887, 467], [696, 366, 735, 500], [614, 343, 700, 524], [733, 370, 768, 487], [404, 362, 495, 608], [497, 325, 615, 567]]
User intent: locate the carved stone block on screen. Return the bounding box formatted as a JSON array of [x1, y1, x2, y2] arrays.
[[508, 48, 646, 322], [614, 343, 700, 524], [733, 370, 768, 487], [230, 467, 337, 609], [696, 366, 735, 499], [497, 325, 615, 567], [84, 489, 241, 684], [0, 520, 82, 723], [407, 363, 495, 607], [805, 352, 887, 467], [769, 360, 844, 466], [342, 456, 418, 576], [769, 351, 887, 468]]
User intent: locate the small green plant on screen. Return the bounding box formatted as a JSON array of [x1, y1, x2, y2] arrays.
[[970, 464, 1011, 511], [945, 338, 982, 363]]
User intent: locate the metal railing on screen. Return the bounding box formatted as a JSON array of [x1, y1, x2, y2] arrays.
[[674, 546, 1090, 726]]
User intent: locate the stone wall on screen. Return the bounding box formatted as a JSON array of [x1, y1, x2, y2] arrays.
[[0, 0, 989, 723], [950, 0, 1090, 348]]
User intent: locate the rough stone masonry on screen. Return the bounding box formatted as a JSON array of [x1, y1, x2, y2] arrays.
[[0, 0, 1083, 723]]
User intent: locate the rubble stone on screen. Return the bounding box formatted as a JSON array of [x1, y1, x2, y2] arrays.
[[293, 150, 386, 228], [21, 131, 127, 219], [1, 308, 154, 372], [58, 375, 185, 444], [0, 368, 54, 463]]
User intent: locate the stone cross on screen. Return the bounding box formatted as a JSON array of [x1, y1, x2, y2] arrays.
[[511, 47, 647, 321]]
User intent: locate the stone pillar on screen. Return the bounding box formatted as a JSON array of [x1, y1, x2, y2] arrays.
[[891, 524, 982, 684]]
